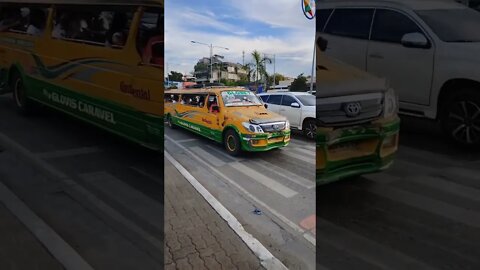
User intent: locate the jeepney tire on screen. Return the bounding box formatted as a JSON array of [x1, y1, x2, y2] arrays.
[[167, 114, 176, 129], [440, 88, 480, 146], [11, 72, 33, 115], [224, 129, 241, 156], [303, 118, 317, 140]]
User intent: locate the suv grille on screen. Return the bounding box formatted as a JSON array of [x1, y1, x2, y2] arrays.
[[260, 122, 286, 132], [317, 93, 383, 127]]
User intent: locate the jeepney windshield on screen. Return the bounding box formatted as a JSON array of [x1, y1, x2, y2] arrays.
[[221, 90, 263, 107]]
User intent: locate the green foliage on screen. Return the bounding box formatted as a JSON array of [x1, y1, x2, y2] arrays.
[[290, 73, 308, 92], [168, 71, 183, 82]]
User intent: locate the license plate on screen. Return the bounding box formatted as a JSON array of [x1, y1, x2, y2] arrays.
[[329, 141, 358, 153]]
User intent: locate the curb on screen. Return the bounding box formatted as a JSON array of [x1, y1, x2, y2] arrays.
[[165, 151, 289, 270]]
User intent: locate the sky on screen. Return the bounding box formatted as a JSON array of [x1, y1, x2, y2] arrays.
[[164, 0, 316, 79]]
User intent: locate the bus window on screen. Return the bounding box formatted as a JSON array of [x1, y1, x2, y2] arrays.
[[137, 8, 163, 66], [53, 6, 133, 48], [0, 6, 46, 35]]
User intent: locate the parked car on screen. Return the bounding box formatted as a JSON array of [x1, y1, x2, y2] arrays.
[[316, 35, 400, 184], [318, 0, 480, 145], [258, 92, 316, 139]]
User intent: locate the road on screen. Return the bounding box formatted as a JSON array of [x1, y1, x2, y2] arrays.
[[165, 125, 316, 270], [317, 116, 480, 270]]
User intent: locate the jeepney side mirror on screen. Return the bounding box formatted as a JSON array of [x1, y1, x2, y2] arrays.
[[264, 103, 269, 109], [291, 102, 300, 108], [317, 36, 328, 52], [212, 105, 220, 113]]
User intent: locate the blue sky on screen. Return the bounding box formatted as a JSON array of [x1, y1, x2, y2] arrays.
[[165, 0, 315, 78]]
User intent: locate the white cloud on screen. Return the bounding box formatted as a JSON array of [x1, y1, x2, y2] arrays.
[[165, 1, 315, 78]]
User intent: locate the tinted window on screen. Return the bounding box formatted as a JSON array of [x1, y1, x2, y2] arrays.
[[371, 9, 423, 43], [417, 9, 480, 42], [281, 95, 296, 106], [260, 95, 270, 102], [0, 6, 47, 36], [267, 95, 282, 105], [138, 8, 163, 66], [317, 9, 333, 32], [295, 94, 315, 106], [324, 8, 374, 39], [53, 6, 134, 48]]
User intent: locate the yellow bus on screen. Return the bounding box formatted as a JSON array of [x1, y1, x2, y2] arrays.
[[164, 87, 291, 155], [0, 0, 164, 149]]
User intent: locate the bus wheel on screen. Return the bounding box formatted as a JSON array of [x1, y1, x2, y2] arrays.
[[11, 73, 32, 115], [224, 129, 241, 156], [167, 115, 176, 129], [303, 119, 316, 140], [441, 88, 480, 146]]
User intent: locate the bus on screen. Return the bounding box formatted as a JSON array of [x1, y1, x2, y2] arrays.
[[0, 0, 164, 150], [164, 87, 291, 155], [316, 35, 400, 185]]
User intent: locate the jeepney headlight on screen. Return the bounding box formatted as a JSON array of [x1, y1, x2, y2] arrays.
[[383, 88, 398, 118], [242, 122, 264, 133]]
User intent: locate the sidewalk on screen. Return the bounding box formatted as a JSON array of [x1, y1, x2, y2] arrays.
[[0, 203, 63, 270], [165, 158, 264, 270]]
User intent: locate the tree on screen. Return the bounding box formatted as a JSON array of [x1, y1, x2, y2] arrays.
[[251, 50, 271, 87], [194, 62, 208, 73], [268, 73, 287, 86], [168, 71, 183, 82], [290, 73, 308, 92]]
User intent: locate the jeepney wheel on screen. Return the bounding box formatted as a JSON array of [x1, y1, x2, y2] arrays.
[[441, 88, 480, 146], [167, 114, 176, 129], [11, 72, 32, 115], [303, 119, 317, 140], [224, 129, 241, 156]]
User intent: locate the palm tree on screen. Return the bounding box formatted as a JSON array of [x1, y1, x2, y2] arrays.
[[251, 50, 272, 90]]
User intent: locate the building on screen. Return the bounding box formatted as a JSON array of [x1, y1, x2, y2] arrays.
[[193, 56, 247, 83]]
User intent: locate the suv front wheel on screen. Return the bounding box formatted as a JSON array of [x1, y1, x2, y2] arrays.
[[441, 88, 480, 146]]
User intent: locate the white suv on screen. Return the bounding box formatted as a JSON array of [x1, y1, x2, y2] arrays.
[[258, 92, 316, 139], [319, 0, 480, 145]]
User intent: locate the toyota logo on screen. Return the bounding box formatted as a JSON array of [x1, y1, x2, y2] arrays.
[[344, 102, 362, 117]]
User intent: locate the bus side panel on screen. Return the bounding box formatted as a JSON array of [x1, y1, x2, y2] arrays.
[[26, 75, 163, 149], [170, 104, 223, 143]]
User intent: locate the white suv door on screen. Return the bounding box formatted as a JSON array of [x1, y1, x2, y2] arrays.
[[321, 8, 374, 69], [279, 94, 302, 128], [265, 94, 282, 114], [367, 9, 435, 105]]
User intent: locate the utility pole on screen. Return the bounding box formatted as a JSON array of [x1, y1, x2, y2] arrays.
[[242, 51, 245, 66], [273, 54, 276, 86], [191, 41, 229, 83]]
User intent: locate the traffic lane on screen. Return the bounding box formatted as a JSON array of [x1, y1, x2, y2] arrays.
[[316, 117, 480, 270], [165, 127, 316, 269]]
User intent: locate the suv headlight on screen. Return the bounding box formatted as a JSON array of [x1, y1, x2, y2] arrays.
[[383, 88, 398, 118], [242, 122, 264, 133], [285, 121, 290, 130]]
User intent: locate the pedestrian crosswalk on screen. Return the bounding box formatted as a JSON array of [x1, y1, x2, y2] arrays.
[[167, 136, 315, 199]]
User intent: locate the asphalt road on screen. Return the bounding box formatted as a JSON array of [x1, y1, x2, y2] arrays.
[[316, 116, 480, 270], [165, 125, 316, 270], [0, 94, 165, 269]]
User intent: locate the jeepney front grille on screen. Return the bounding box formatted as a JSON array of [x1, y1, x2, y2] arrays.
[[317, 93, 383, 127], [260, 122, 286, 132]]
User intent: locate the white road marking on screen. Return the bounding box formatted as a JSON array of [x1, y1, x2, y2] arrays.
[[165, 151, 288, 270], [35, 147, 100, 159], [292, 147, 315, 158], [281, 150, 315, 164], [204, 144, 243, 162], [175, 138, 198, 143], [0, 181, 94, 270], [0, 133, 164, 254], [230, 162, 298, 198], [191, 146, 226, 167], [255, 159, 315, 189], [164, 135, 311, 245]]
